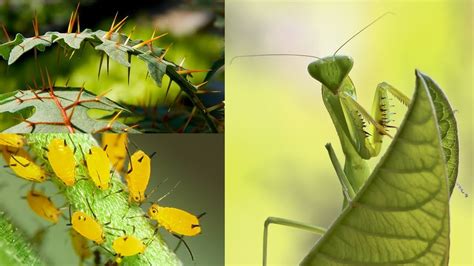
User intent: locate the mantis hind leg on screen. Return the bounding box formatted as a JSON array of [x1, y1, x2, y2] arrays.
[[263, 217, 326, 266]]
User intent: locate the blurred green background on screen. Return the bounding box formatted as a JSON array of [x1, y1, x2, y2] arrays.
[[0, 134, 224, 265], [227, 1, 472, 265], [0, 0, 224, 131]]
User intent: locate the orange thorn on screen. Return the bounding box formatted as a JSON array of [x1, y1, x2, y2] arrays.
[[132, 33, 168, 49], [39, 67, 46, 89], [194, 81, 209, 89], [32, 11, 39, 37], [104, 16, 128, 39], [178, 58, 186, 68], [67, 3, 80, 33], [109, 12, 119, 31], [95, 88, 113, 100], [206, 102, 225, 113], [1, 23, 11, 42], [124, 26, 136, 46], [122, 124, 139, 132], [176, 69, 211, 75], [95, 110, 124, 133], [67, 13, 74, 33], [159, 43, 173, 60], [45, 68, 53, 90], [76, 14, 81, 33], [182, 107, 197, 133]]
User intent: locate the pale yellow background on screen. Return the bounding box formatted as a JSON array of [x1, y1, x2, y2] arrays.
[[227, 1, 473, 265]]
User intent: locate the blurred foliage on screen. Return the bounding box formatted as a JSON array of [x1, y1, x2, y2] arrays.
[[0, 0, 224, 133]]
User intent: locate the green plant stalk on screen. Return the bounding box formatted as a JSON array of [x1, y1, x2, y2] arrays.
[[0, 211, 45, 266], [24, 133, 181, 266]]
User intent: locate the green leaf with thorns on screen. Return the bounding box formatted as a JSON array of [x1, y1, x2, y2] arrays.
[[0, 33, 25, 60], [0, 25, 221, 132], [8, 35, 54, 65], [0, 88, 139, 133], [48, 30, 95, 50]]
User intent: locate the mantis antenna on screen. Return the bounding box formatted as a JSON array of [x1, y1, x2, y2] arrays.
[[333, 12, 395, 56], [230, 54, 320, 65]]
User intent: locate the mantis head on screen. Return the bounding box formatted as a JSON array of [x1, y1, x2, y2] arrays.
[[307, 55, 353, 94]]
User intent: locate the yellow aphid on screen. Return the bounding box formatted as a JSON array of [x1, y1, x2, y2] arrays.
[[47, 138, 76, 186], [148, 204, 201, 237], [70, 229, 92, 263], [9, 154, 46, 182], [0, 134, 24, 148], [126, 150, 151, 203], [102, 134, 127, 172], [26, 190, 61, 223], [112, 235, 146, 263], [71, 211, 105, 244], [85, 146, 111, 190]]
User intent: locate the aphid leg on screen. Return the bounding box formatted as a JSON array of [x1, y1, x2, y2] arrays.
[[78, 144, 88, 167], [67, 134, 78, 154], [125, 146, 134, 174], [66, 205, 73, 226], [197, 212, 206, 219], [102, 189, 124, 199], [325, 143, 355, 201], [172, 234, 194, 261], [263, 217, 326, 266], [85, 197, 98, 220]]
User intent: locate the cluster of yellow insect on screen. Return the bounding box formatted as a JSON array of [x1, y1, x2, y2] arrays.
[[0, 133, 204, 264]]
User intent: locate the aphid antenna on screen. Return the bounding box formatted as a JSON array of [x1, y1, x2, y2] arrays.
[[155, 180, 181, 203], [145, 177, 169, 202]]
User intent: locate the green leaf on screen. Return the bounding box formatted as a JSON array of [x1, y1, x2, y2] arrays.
[[302, 70, 450, 265], [8, 35, 53, 65], [0, 211, 45, 265], [0, 88, 139, 133], [48, 29, 94, 49], [138, 53, 168, 87], [95, 39, 133, 67], [420, 72, 459, 195], [0, 33, 25, 60]]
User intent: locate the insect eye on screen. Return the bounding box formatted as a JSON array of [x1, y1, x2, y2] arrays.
[[135, 196, 139, 200], [152, 209, 157, 213]]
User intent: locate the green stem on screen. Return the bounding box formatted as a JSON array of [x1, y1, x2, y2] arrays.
[[25, 133, 181, 266]]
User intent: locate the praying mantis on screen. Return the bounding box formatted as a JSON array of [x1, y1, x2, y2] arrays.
[[232, 12, 452, 265]]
